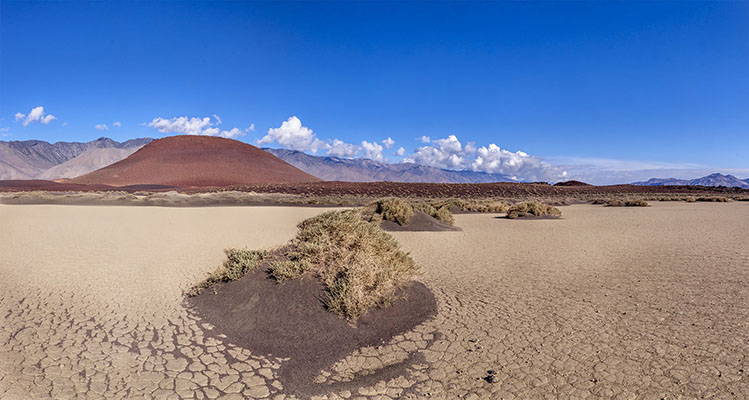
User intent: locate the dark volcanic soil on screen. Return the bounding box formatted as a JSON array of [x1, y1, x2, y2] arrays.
[[187, 268, 437, 395]]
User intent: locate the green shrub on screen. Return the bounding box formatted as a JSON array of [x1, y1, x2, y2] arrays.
[[375, 197, 414, 225], [285, 210, 418, 320], [189, 248, 267, 296], [506, 201, 562, 219]]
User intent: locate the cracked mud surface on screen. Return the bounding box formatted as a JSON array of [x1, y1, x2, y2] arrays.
[[1, 203, 747, 399]]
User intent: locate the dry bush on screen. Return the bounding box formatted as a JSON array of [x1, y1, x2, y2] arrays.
[[412, 202, 455, 225], [375, 197, 414, 225], [506, 201, 562, 219], [624, 199, 649, 207], [189, 248, 267, 296], [435, 198, 508, 213], [270, 210, 419, 320], [696, 196, 729, 202], [434, 205, 455, 225], [685, 196, 697, 202]]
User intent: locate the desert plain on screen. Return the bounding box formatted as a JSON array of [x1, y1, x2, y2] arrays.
[[0, 201, 747, 399]]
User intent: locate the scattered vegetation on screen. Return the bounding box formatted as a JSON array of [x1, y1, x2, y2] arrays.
[[506, 201, 562, 219], [189, 248, 267, 296], [272, 210, 419, 320], [434, 198, 509, 213], [375, 197, 414, 225], [696, 196, 729, 202]]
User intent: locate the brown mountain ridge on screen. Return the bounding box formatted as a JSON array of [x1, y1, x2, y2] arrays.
[[70, 135, 321, 187]]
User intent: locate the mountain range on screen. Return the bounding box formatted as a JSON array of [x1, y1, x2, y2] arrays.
[[1, 136, 748, 188], [264, 148, 513, 183], [633, 173, 749, 189], [0, 137, 152, 180]]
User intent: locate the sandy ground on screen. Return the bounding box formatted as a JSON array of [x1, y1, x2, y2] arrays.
[[1, 203, 747, 399]]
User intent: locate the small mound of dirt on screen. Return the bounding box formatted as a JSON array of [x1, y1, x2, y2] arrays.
[[554, 180, 592, 186], [187, 268, 436, 394], [380, 211, 461, 232]]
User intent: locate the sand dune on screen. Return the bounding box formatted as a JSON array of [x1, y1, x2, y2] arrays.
[[0, 202, 746, 398]]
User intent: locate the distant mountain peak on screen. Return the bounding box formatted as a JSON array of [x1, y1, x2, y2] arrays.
[[633, 173, 749, 189]]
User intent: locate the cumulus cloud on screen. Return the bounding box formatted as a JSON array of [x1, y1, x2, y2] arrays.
[[16, 106, 56, 127], [95, 124, 109, 131], [247, 123, 255, 132], [382, 137, 395, 149], [257, 116, 329, 153], [145, 115, 250, 139], [112, 121, 121, 127], [328, 139, 361, 158], [403, 134, 565, 181], [395, 147, 405, 156], [361, 140, 384, 161], [419, 135, 431, 143]]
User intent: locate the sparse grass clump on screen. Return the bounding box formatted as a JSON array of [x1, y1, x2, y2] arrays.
[[271, 210, 419, 320], [696, 196, 729, 202], [624, 199, 649, 207], [189, 248, 267, 296], [375, 197, 414, 225], [506, 201, 562, 219], [411, 202, 455, 224], [435, 198, 508, 213]]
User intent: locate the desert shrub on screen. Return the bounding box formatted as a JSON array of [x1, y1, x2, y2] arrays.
[[685, 196, 697, 202], [283, 210, 418, 320], [434, 206, 455, 225], [506, 201, 562, 219], [268, 259, 305, 282], [624, 199, 649, 207], [412, 202, 438, 216], [696, 196, 729, 202], [375, 197, 414, 225], [189, 248, 267, 296], [435, 198, 508, 213], [411, 202, 455, 225]]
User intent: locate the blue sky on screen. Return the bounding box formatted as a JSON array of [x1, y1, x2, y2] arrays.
[[1, 1, 747, 183]]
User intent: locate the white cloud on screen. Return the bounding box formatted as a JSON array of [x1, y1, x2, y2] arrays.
[[361, 140, 384, 161], [248, 123, 255, 132], [419, 135, 431, 143], [147, 116, 212, 134], [327, 139, 361, 157], [95, 124, 109, 131], [382, 137, 395, 149], [0, 127, 9, 137], [145, 115, 250, 138], [16, 106, 56, 127], [257, 116, 328, 153], [403, 134, 565, 181], [395, 147, 405, 156], [112, 121, 121, 127]]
